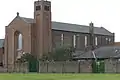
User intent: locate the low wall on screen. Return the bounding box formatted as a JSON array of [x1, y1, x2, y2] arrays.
[[105, 59, 120, 73], [3, 59, 120, 73], [39, 60, 92, 73]]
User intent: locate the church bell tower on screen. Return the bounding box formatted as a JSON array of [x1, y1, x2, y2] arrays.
[[34, 0, 52, 58]]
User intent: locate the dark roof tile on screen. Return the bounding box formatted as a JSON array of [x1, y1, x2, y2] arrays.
[[21, 17, 113, 36], [75, 46, 120, 59]]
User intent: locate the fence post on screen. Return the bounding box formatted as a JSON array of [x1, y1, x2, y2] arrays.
[[62, 62, 65, 73], [78, 61, 80, 73], [18, 63, 20, 72], [116, 60, 118, 73], [47, 62, 48, 73], [39, 61, 41, 73]]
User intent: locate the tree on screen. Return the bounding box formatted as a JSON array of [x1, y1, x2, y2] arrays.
[[16, 53, 37, 63], [41, 46, 75, 61], [16, 53, 39, 72]]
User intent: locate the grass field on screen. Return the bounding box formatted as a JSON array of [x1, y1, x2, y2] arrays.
[[0, 73, 120, 80]]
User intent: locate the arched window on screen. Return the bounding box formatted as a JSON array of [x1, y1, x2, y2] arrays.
[[61, 34, 64, 46], [73, 35, 76, 48], [14, 31, 23, 59], [85, 36, 87, 47], [95, 37, 98, 46], [109, 38, 111, 42], [18, 33, 22, 50]]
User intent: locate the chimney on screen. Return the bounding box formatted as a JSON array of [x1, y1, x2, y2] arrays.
[[89, 22, 95, 50]]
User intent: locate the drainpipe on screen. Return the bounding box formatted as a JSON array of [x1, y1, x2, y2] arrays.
[[92, 51, 97, 62]]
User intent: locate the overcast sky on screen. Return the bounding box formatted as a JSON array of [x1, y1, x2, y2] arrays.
[[0, 0, 120, 42]]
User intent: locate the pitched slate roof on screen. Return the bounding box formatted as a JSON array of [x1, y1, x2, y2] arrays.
[[21, 17, 35, 23], [0, 39, 4, 48], [74, 46, 120, 59], [20, 17, 113, 36]]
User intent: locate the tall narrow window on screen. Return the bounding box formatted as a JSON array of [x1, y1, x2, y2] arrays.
[[18, 34, 22, 50], [73, 35, 76, 48], [108, 38, 111, 44], [106, 38, 108, 41], [44, 6, 50, 11], [85, 36, 87, 47], [109, 38, 111, 42], [106, 37, 109, 44], [95, 37, 98, 46], [61, 34, 64, 46]]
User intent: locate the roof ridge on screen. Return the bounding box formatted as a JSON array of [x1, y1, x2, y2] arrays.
[[20, 17, 111, 29], [20, 16, 34, 23], [52, 21, 89, 27], [19, 16, 113, 36], [20, 17, 89, 27], [21, 17, 33, 19], [20, 17, 100, 28]]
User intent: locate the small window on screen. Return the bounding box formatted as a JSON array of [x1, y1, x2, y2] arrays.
[[61, 34, 64, 45], [36, 6, 41, 11], [73, 35, 76, 48], [2, 47, 4, 54], [95, 37, 98, 46], [44, 6, 50, 11], [85, 36, 87, 47], [109, 38, 111, 42], [106, 38, 108, 41]]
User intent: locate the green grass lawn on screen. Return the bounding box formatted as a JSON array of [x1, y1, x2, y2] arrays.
[[0, 73, 120, 80]]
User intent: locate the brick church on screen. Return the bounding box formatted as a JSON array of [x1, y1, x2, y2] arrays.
[[0, 0, 114, 68]]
